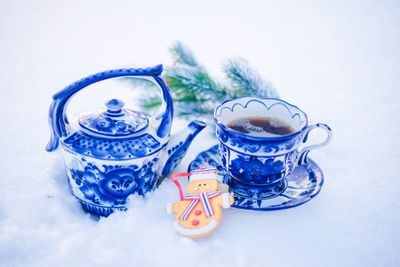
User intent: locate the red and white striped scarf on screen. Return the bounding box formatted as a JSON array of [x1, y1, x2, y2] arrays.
[[179, 191, 221, 221]]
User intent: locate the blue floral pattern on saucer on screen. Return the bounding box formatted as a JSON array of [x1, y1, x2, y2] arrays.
[[188, 145, 324, 211]]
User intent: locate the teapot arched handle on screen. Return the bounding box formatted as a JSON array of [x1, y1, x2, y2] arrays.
[[46, 65, 173, 152]]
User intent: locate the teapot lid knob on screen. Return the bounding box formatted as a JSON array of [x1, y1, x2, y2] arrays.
[[77, 98, 150, 138], [105, 99, 125, 112]]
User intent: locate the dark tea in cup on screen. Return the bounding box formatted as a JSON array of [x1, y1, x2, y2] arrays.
[[214, 97, 332, 210], [227, 116, 295, 137]]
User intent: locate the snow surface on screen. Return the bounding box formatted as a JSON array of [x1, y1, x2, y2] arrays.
[[1, 0, 400, 266]]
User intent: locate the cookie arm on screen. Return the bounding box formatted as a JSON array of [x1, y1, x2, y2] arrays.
[[214, 193, 233, 208], [222, 193, 234, 208]]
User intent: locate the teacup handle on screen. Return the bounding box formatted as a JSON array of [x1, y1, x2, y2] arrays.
[[297, 123, 332, 165]]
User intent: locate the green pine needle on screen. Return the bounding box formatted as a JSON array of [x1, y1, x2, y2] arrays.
[[125, 41, 279, 120], [141, 95, 162, 110], [170, 41, 199, 67], [224, 58, 278, 98], [166, 66, 227, 100]]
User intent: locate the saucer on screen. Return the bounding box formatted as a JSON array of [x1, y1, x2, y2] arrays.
[[188, 145, 324, 211]]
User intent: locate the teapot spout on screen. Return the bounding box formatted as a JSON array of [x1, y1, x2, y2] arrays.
[[160, 120, 207, 177]]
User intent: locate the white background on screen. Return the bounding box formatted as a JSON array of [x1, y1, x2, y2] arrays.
[[0, 0, 399, 266]]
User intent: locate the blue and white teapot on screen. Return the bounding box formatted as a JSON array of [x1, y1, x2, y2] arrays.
[[46, 65, 206, 216]]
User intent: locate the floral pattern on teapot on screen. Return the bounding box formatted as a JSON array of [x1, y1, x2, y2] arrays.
[[67, 157, 159, 207], [47, 65, 206, 217]]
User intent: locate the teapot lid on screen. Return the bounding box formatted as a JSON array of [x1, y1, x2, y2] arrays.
[[78, 99, 149, 138]]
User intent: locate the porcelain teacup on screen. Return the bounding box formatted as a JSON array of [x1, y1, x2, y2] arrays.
[[214, 97, 332, 199]]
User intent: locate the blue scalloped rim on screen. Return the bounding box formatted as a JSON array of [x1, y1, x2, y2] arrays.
[[214, 97, 309, 141]]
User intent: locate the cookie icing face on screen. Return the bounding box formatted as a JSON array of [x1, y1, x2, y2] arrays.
[[186, 179, 219, 194]]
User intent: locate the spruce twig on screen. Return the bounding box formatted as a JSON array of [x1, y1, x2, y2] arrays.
[[223, 58, 278, 98], [170, 41, 200, 67], [163, 66, 228, 118], [125, 41, 279, 120]]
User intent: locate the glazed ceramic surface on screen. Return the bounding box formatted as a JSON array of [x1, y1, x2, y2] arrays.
[[214, 97, 331, 198], [47, 65, 206, 216], [189, 145, 324, 211]]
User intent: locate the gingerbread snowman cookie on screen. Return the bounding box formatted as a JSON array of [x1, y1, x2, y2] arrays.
[[167, 168, 234, 239]]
